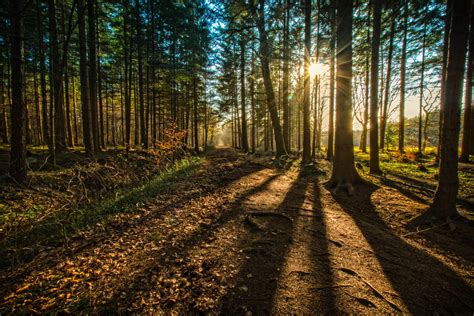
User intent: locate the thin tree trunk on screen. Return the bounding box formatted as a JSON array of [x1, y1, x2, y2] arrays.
[[78, 0, 94, 155], [88, 0, 99, 152], [418, 17, 427, 155], [282, 0, 290, 151], [460, 10, 473, 162], [240, 38, 249, 152], [327, 0, 336, 160], [302, 0, 311, 163], [380, 11, 396, 151], [437, 0, 453, 162], [370, 0, 382, 174], [399, 0, 408, 153], [251, 0, 287, 158]]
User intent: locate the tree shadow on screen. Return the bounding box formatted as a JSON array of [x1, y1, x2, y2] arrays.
[[95, 171, 285, 313], [221, 170, 336, 314], [331, 183, 474, 314], [377, 175, 474, 265], [0, 159, 266, 294]]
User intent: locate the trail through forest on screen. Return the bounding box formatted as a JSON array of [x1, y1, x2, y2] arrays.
[[1, 148, 473, 314]]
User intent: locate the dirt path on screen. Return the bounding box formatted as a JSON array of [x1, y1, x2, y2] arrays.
[[1, 148, 473, 314]]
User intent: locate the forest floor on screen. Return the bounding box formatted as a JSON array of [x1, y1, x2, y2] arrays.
[[0, 147, 473, 314]]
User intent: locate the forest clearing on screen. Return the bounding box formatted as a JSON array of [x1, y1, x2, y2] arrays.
[[1, 0, 474, 313]]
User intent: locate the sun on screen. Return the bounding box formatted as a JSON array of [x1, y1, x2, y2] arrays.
[[308, 63, 327, 77]]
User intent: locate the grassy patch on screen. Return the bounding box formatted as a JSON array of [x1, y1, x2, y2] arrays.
[[354, 147, 473, 197], [0, 156, 203, 268]]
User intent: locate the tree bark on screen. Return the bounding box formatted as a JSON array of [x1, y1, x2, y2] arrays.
[[282, 0, 290, 151], [302, 0, 311, 163], [437, 0, 453, 162], [88, 0, 100, 152], [327, 0, 362, 194], [380, 11, 396, 151], [418, 15, 427, 155], [78, 0, 94, 155], [412, 0, 471, 224], [399, 0, 408, 153], [460, 10, 473, 162], [250, 0, 287, 159], [240, 38, 249, 152], [135, 0, 146, 148], [369, 0, 382, 174], [9, 0, 27, 183], [327, 0, 335, 160]]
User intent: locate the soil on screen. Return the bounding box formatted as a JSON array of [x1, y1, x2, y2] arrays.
[[1, 147, 473, 314]]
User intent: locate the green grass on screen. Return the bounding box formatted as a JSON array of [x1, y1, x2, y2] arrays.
[[354, 147, 473, 195], [0, 156, 204, 268]]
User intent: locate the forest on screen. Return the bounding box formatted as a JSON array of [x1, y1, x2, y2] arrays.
[[0, 0, 473, 313]]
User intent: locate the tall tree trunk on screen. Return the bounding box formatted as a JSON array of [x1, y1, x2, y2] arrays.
[[327, 0, 361, 194], [399, 0, 408, 153], [369, 0, 382, 174], [9, 0, 27, 183], [97, 1, 105, 149], [78, 0, 94, 155], [250, 50, 256, 153], [380, 11, 396, 151], [37, 0, 52, 154], [327, 0, 335, 160], [135, 0, 146, 148], [302, 0, 311, 163], [460, 10, 473, 162], [418, 16, 427, 155], [50, 0, 67, 154], [282, 0, 290, 151], [251, 0, 287, 159], [437, 0, 453, 162], [72, 71, 79, 145], [240, 38, 249, 152], [412, 0, 470, 224], [88, 0, 99, 152], [193, 78, 199, 153], [0, 65, 8, 143]]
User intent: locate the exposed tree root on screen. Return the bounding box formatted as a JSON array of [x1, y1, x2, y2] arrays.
[[246, 211, 293, 223], [339, 267, 402, 312]]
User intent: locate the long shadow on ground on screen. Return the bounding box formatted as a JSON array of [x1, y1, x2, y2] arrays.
[[96, 171, 285, 313], [221, 171, 336, 314], [0, 155, 265, 306], [331, 183, 474, 314]]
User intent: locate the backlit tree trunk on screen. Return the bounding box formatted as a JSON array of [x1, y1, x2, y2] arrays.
[[413, 0, 470, 224], [460, 10, 473, 162], [369, 0, 382, 174], [327, 0, 362, 194], [302, 0, 311, 164]]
